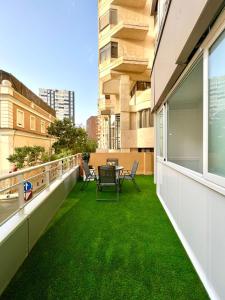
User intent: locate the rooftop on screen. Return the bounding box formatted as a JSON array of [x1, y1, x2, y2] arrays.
[[2, 176, 208, 299], [0, 70, 56, 117]]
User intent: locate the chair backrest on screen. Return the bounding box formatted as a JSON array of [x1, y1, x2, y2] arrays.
[[131, 161, 139, 177], [83, 161, 91, 177], [106, 158, 119, 166], [98, 165, 116, 184]]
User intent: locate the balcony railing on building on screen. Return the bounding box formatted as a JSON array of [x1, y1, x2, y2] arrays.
[[99, 8, 149, 41], [99, 42, 149, 74], [0, 154, 81, 226]]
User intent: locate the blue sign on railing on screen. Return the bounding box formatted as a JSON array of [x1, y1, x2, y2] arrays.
[[24, 181, 32, 192]]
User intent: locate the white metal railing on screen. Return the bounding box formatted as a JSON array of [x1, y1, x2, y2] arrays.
[[0, 154, 81, 226]]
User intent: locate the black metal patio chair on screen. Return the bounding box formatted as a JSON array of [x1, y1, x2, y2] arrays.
[[96, 165, 120, 201], [80, 161, 97, 191], [120, 160, 140, 192]]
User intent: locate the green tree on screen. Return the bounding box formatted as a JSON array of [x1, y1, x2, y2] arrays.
[[8, 146, 48, 169], [48, 118, 97, 154], [86, 139, 98, 153]]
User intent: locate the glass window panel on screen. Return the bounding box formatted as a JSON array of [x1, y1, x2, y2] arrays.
[[208, 30, 225, 177], [110, 9, 118, 25], [167, 58, 203, 172], [100, 42, 118, 63], [111, 42, 118, 58], [17, 110, 24, 127]]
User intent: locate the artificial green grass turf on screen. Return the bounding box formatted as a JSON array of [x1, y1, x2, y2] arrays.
[[2, 176, 209, 300]]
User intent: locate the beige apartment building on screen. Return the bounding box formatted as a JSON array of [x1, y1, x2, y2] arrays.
[[98, 0, 155, 152], [0, 71, 56, 174]]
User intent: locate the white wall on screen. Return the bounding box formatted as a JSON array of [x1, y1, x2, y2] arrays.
[[157, 160, 225, 300], [0, 166, 79, 295]]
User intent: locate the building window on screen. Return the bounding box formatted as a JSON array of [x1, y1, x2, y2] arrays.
[[41, 120, 46, 133], [208, 30, 225, 178], [100, 42, 118, 64], [130, 81, 151, 98], [138, 109, 153, 128], [17, 109, 24, 128], [30, 115, 36, 130], [99, 9, 117, 32], [167, 58, 203, 173]]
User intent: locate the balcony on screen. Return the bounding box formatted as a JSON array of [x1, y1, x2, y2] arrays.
[[1, 174, 208, 299], [111, 0, 147, 8], [111, 56, 149, 73], [111, 21, 149, 41], [99, 42, 150, 77], [98, 97, 112, 115]]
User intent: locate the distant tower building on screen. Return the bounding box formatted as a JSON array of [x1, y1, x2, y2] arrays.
[[86, 116, 98, 141], [39, 88, 75, 124]]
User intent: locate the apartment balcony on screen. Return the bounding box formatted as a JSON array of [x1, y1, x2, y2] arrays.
[[111, 56, 149, 73], [98, 97, 112, 115], [99, 41, 150, 78], [0, 165, 208, 299], [99, 56, 149, 80], [120, 127, 154, 149], [111, 21, 149, 41], [111, 0, 147, 8]]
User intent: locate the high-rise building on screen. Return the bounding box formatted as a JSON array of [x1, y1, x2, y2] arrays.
[[39, 88, 75, 124], [98, 0, 155, 152], [0, 71, 56, 174], [86, 116, 98, 141]]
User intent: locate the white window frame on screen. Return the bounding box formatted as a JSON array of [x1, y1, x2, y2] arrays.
[[16, 109, 24, 128], [30, 115, 36, 131], [41, 120, 46, 134], [203, 23, 225, 188], [166, 55, 204, 174], [156, 12, 225, 189], [156, 104, 167, 161]]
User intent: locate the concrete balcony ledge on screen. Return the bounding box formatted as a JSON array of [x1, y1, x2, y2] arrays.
[[98, 98, 112, 114], [111, 22, 149, 40], [111, 56, 149, 73], [130, 100, 151, 112], [111, 0, 147, 8]]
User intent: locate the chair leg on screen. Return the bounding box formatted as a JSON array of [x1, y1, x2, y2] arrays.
[[132, 178, 141, 192], [96, 184, 99, 200]]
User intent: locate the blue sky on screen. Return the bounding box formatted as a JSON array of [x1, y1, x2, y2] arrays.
[[0, 0, 98, 125]]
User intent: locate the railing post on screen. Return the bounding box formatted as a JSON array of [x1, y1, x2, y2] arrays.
[[45, 165, 50, 187], [60, 160, 63, 177], [17, 174, 24, 207]]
